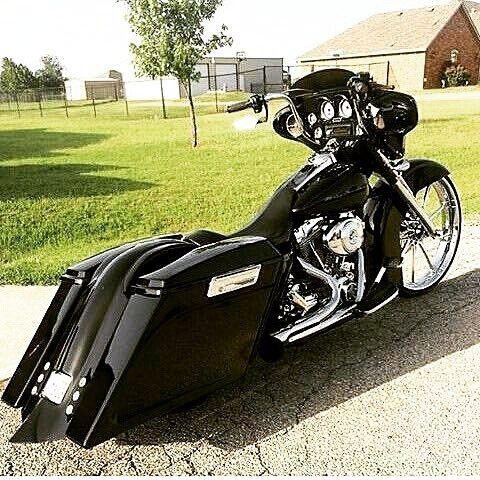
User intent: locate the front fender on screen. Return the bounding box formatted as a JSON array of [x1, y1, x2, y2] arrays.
[[374, 158, 450, 199], [401, 158, 450, 195]]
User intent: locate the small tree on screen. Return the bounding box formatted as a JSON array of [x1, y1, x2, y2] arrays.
[[36, 55, 65, 88], [0, 57, 37, 94], [123, 0, 233, 147]]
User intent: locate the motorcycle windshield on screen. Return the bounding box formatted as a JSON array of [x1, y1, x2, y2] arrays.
[[292, 68, 355, 92]]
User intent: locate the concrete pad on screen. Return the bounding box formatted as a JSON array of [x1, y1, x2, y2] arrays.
[[0, 286, 57, 381]]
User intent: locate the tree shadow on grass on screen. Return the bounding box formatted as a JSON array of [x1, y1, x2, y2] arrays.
[[0, 164, 153, 200], [0, 129, 109, 161], [120, 269, 480, 450]]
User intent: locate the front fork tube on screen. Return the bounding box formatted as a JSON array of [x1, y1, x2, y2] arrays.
[[375, 150, 437, 236]]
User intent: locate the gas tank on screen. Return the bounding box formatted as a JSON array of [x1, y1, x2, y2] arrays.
[[292, 161, 369, 218]]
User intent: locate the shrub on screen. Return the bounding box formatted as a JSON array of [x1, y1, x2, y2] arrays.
[[444, 65, 471, 87]]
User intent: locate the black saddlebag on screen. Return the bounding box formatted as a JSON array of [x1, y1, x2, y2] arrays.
[[2, 235, 285, 448]]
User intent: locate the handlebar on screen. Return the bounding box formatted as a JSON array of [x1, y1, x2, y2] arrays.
[[227, 92, 306, 137], [226, 99, 252, 113], [227, 94, 266, 114]]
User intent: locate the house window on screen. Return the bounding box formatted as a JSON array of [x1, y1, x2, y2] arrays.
[[450, 49, 459, 65]]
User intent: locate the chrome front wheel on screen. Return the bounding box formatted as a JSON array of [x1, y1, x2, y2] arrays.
[[400, 176, 462, 296]]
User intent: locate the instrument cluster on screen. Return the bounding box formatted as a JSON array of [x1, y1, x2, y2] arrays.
[[287, 91, 360, 144]]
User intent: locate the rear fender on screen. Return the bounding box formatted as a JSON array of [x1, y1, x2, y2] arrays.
[[3, 236, 194, 444]]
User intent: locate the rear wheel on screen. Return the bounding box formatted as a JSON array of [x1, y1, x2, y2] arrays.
[[400, 176, 462, 297]]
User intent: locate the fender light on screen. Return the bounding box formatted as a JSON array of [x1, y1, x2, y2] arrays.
[[41, 371, 72, 405]]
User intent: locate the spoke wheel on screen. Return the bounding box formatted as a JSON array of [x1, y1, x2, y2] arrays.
[[400, 176, 462, 297]]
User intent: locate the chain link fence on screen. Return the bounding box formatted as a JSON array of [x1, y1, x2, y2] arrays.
[[0, 62, 389, 121]]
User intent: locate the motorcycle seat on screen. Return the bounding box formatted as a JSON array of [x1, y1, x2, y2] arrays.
[[231, 179, 295, 247], [186, 178, 296, 248], [186, 229, 227, 246]]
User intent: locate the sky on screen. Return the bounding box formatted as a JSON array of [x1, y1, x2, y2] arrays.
[[0, 0, 451, 81]]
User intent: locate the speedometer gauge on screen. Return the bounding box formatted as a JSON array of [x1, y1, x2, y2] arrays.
[[339, 98, 353, 119], [320, 101, 335, 121]]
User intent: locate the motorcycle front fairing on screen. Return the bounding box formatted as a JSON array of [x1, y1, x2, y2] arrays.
[[3, 234, 287, 448]]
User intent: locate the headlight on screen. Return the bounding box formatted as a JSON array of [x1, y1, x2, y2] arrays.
[[320, 101, 335, 121], [339, 98, 353, 119]]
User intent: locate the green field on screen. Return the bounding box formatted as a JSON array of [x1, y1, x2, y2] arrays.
[[1, 93, 479, 285]]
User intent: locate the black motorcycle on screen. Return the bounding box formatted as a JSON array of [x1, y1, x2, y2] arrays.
[[2, 69, 462, 448]]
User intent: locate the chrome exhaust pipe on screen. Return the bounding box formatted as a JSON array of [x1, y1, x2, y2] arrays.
[[271, 258, 342, 344], [284, 307, 356, 344]]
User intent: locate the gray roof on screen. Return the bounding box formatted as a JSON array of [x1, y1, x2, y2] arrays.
[[299, 1, 480, 62]]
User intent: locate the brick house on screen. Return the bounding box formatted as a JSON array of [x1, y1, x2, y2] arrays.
[[297, 0, 480, 90]]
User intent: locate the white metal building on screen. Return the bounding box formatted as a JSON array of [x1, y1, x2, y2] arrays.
[[65, 57, 284, 102], [123, 78, 182, 101]]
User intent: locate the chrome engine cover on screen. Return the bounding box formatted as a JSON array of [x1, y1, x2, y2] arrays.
[[324, 217, 364, 255], [278, 214, 367, 337]]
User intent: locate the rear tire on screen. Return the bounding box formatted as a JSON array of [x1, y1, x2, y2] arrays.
[[399, 176, 462, 297]]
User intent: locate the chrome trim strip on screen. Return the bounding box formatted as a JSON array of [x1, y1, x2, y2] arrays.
[[61, 273, 85, 285], [140, 288, 162, 297], [373, 266, 387, 285], [207, 264, 262, 298], [356, 249, 366, 302]]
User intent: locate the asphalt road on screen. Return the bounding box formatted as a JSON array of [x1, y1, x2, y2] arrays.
[[1, 223, 479, 475]]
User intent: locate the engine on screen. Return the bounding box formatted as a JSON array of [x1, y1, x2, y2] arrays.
[[278, 213, 366, 326]]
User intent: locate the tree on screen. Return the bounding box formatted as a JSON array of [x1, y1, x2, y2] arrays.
[[0, 57, 37, 94], [123, 0, 233, 147], [35, 55, 65, 88]]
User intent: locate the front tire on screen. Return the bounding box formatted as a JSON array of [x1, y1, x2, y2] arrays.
[[399, 175, 462, 297]]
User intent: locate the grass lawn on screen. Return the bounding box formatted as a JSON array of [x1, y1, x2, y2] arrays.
[[0, 93, 479, 285]]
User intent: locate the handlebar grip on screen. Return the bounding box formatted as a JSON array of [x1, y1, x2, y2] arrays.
[[226, 99, 252, 113]]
